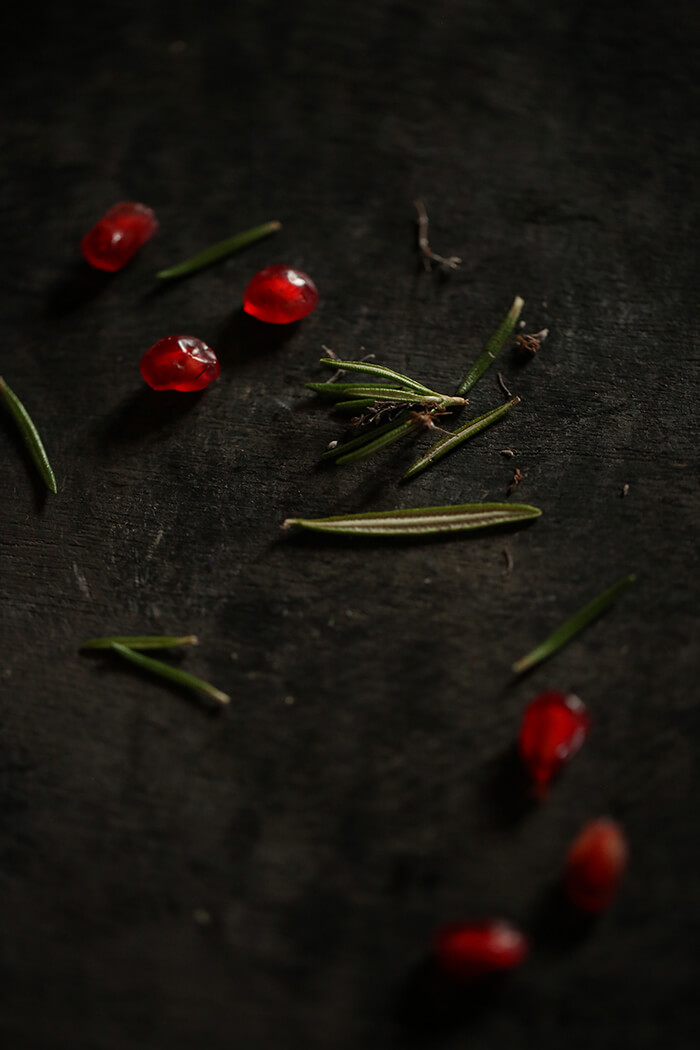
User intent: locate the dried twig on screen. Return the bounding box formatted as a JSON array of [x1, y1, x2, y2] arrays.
[[497, 371, 513, 398], [502, 547, 514, 575], [508, 467, 524, 495], [414, 200, 461, 272]]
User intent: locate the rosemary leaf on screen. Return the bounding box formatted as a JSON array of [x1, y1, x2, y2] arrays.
[[512, 573, 636, 674], [81, 635, 199, 651], [334, 416, 420, 464], [403, 397, 520, 480], [307, 383, 465, 407], [318, 358, 437, 396], [455, 295, 524, 397], [321, 414, 411, 459], [331, 398, 389, 414], [109, 642, 230, 704], [283, 502, 541, 536], [156, 220, 281, 280], [0, 376, 57, 494]]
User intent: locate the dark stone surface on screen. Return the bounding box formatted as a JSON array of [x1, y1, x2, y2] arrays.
[[1, 1, 698, 1047]]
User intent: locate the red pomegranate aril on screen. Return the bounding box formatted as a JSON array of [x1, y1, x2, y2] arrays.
[[433, 920, 529, 981], [243, 264, 318, 324], [140, 335, 220, 392], [518, 691, 590, 790], [563, 818, 628, 913], [81, 202, 158, 272]]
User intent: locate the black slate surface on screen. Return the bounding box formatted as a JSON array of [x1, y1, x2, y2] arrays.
[[1, 1, 699, 1047]]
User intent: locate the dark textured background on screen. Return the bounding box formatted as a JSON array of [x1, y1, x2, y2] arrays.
[[1, 1, 699, 1047]]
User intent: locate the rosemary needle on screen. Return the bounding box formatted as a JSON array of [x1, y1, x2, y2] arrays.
[[512, 573, 636, 674], [81, 635, 199, 651], [283, 502, 541, 537], [0, 376, 57, 493], [403, 397, 520, 480], [109, 643, 230, 705], [455, 295, 524, 397], [156, 220, 281, 280]]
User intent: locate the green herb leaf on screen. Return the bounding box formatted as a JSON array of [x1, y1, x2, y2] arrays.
[[0, 376, 57, 493], [81, 635, 199, 651], [307, 383, 465, 407], [403, 397, 520, 480], [512, 573, 636, 674], [334, 415, 420, 464], [283, 502, 541, 536], [156, 220, 281, 280], [318, 358, 437, 396], [455, 295, 524, 397], [321, 413, 412, 460], [109, 642, 229, 704]]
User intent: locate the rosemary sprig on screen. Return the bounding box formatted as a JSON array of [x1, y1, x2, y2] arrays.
[[283, 502, 541, 537], [321, 414, 411, 460], [512, 573, 636, 674], [318, 358, 437, 396], [455, 295, 524, 397], [403, 397, 520, 480], [156, 220, 281, 280], [81, 635, 199, 650], [109, 642, 230, 704], [0, 376, 57, 494]]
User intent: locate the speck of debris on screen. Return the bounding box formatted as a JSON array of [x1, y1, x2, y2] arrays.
[[508, 467, 524, 495], [502, 547, 514, 575], [284, 695, 296, 706], [327, 440, 339, 450], [193, 908, 211, 925], [621, 483, 630, 497], [514, 329, 549, 356], [500, 448, 516, 457]]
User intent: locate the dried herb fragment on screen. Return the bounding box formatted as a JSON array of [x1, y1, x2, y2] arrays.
[[81, 635, 198, 650], [403, 397, 520, 480], [512, 573, 636, 674], [414, 199, 461, 272], [0, 376, 57, 493], [455, 296, 524, 397], [514, 329, 548, 356], [283, 502, 541, 537], [109, 642, 229, 704], [156, 220, 281, 280]]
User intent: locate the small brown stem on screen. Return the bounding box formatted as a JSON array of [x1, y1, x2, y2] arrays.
[[497, 372, 513, 398], [414, 200, 461, 272]]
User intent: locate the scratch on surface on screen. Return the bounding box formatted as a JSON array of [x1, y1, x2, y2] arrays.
[[146, 527, 164, 560], [72, 563, 91, 600]]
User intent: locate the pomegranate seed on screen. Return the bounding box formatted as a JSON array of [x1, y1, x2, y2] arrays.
[[518, 691, 590, 790], [433, 920, 529, 980], [81, 202, 158, 272], [243, 265, 318, 324], [140, 335, 220, 392], [563, 817, 628, 913]]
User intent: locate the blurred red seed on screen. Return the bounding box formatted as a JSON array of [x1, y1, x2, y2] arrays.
[[433, 920, 529, 980], [563, 817, 628, 913], [518, 691, 590, 790], [81, 202, 158, 272], [140, 335, 220, 392], [243, 264, 318, 324]]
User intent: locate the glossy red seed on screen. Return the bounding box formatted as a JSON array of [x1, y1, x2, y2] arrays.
[[140, 335, 220, 392], [433, 920, 529, 981], [82, 202, 158, 272], [242, 264, 318, 324], [518, 691, 590, 789], [563, 818, 628, 913]]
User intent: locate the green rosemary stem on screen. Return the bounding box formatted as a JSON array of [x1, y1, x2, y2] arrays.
[[109, 643, 230, 704], [81, 635, 199, 651]]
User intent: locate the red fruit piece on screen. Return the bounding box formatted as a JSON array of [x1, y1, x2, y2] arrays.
[[518, 691, 590, 790], [140, 335, 220, 392], [243, 264, 318, 324], [81, 202, 158, 272], [563, 817, 628, 913], [433, 920, 529, 981]]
